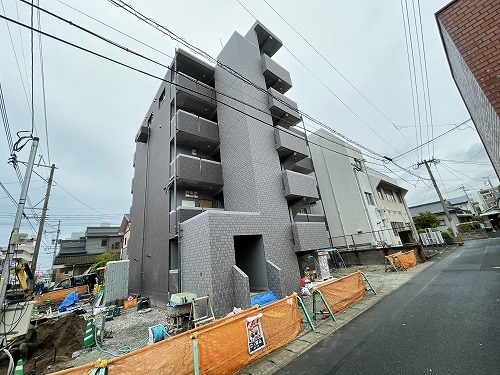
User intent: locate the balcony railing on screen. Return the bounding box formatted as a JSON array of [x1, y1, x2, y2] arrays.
[[275, 126, 308, 163], [171, 110, 219, 152], [174, 72, 217, 117], [282, 170, 319, 201], [294, 213, 326, 223], [268, 88, 301, 128], [262, 55, 292, 94], [292, 222, 330, 252], [170, 154, 223, 190]]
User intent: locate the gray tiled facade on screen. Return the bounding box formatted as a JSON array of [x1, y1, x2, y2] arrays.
[[128, 22, 330, 315]]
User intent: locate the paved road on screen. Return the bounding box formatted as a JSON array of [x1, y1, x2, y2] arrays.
[[276, 238, 500, 375]]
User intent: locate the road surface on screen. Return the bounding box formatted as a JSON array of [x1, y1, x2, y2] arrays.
[[276, 238, 500, 375]]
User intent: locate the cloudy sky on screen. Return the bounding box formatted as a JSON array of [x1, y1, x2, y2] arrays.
[[0, 0, 497, 270]]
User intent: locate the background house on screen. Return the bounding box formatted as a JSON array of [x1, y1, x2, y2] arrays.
[[118, 214, 130, 260], [52, 225, 121, 282], [0, 235, 36, 268]]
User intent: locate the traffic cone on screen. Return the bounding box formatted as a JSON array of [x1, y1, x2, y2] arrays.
[[83, 319, 95, 347], [14, 359, 23, 375]]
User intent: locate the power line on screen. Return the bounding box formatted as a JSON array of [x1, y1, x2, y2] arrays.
[[36, 0, 51, 166], [0, 0, 32, 111], [19, 1, 391, 165], [392, 118, 472, 161], [106, 0, 391, 161], [259, 0, 413, 149]]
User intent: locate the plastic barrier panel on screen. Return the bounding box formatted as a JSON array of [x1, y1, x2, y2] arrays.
[[314, 271, 366, 314], [34, 286, 89, 305], [48, 296, 302, 375], [398, 250, 417, 269], [196, 295, 302, 375]]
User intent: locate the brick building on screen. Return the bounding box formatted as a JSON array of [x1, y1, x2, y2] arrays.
[[128, 22, 330, 315], [436, 0, 500, 178]]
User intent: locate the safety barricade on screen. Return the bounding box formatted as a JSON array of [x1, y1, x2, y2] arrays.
[[34, 286, 89, 305], [385, 250, 417, 272], [49, 294, 304, 375], [312, 271, 376, 322], [397, 250, 417, 269]]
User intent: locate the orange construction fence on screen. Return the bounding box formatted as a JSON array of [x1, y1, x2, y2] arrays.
[[34, 286, 89, 305], [314, 271, 367, 314], [397, 250, 417, 269], [49, 295, 302, 375]]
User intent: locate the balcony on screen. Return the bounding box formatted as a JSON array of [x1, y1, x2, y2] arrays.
[[170, 154, 223, 190], [135, 125, 149, 143], [169, 206, 224, 237], [262, 55, 292, 94], [246, 21, 283, 57], [268, 88, 301, 128], [282, 170, 319, 202], [292, 157, 314, 174], [294, 213, 326, 223], [172, 110, 219, 153], [292, 222, 330, 252], [174, 73, 217, 118], [275, 126, 308, 163]]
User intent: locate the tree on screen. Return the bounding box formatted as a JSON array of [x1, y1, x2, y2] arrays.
[[413, 211, 441, 230], [91, 252, 119, 272]]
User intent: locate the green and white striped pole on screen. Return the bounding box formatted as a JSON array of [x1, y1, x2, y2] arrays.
[[14, 359, 23, 375], [84, 318, 95, 347]]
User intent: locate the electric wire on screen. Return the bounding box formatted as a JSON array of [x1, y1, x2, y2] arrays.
[[0, 0, 32, 111], [106, 0, 390, 161], [20, 1, 390, 164], [260, 0, 414, 149], [410, 0, 431, 159], [402, 0, 424, 162]]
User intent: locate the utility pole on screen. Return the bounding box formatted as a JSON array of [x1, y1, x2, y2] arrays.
[[417, 159, 457, 236], [484, 176, 499, 200], [30, 163, 56, 286], [50, 220, 61, 282], [0, 137, 39, 310]]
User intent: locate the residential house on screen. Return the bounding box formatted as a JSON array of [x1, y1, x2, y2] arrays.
[[52, 225, 121, 282], [118, 214, 131, 260], [408, 199, 471, 232], [478, 188, 498, 211], [128, 22, 330, 315], [0, 235, 36, 268]]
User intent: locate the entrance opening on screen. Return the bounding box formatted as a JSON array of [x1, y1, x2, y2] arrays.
[[234, 235, 268, 292]]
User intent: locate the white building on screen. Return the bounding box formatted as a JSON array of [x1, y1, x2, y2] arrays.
[[0, 236, 36, 268], [308, 129, 418, 250]]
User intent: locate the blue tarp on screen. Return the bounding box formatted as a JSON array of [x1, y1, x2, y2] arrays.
[[250, 290, 278, 308], [58, 291, 81, 312]]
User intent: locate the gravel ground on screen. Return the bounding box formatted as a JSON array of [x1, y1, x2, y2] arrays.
[[52, 306, 172, 371], [51, 247, 453, 373]]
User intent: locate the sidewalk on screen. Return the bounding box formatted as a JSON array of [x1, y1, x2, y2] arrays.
[[239, 250, 450, 375]]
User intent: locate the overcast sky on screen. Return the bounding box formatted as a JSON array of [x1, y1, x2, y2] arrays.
[[1, 0, 498, 270]]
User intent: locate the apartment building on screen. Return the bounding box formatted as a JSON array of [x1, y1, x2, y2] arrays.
[[0, 236, 35, 268], [308, 129, 417, 249], [436, 0, 500, 178], [128, 22, 330, 315], [478, 188, 498, 211]]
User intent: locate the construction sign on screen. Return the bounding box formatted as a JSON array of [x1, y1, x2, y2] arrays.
[[245, 313, 266, 354]]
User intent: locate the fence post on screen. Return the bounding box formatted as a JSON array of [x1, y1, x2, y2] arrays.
[[312, 289, 336, 322], [360, 271, 377, 295], [191, 333, 201, 375], [295, 293, 314, 331]]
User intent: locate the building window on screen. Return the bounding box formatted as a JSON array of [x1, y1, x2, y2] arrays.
[[147, 113, 154, 127], [376, 187, 384, 200], [396, 192, 403, 203], [111, 242, 120, 250], [390, 221, 405, 236], [124, 237, 127, 246], [101, 239, 108, 247], [158, 88, 166, 109], [384, 188, 396, 202], [353, 158, 363, 171], [364, 192, 375, 205], [185, 190, 198, 198]]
